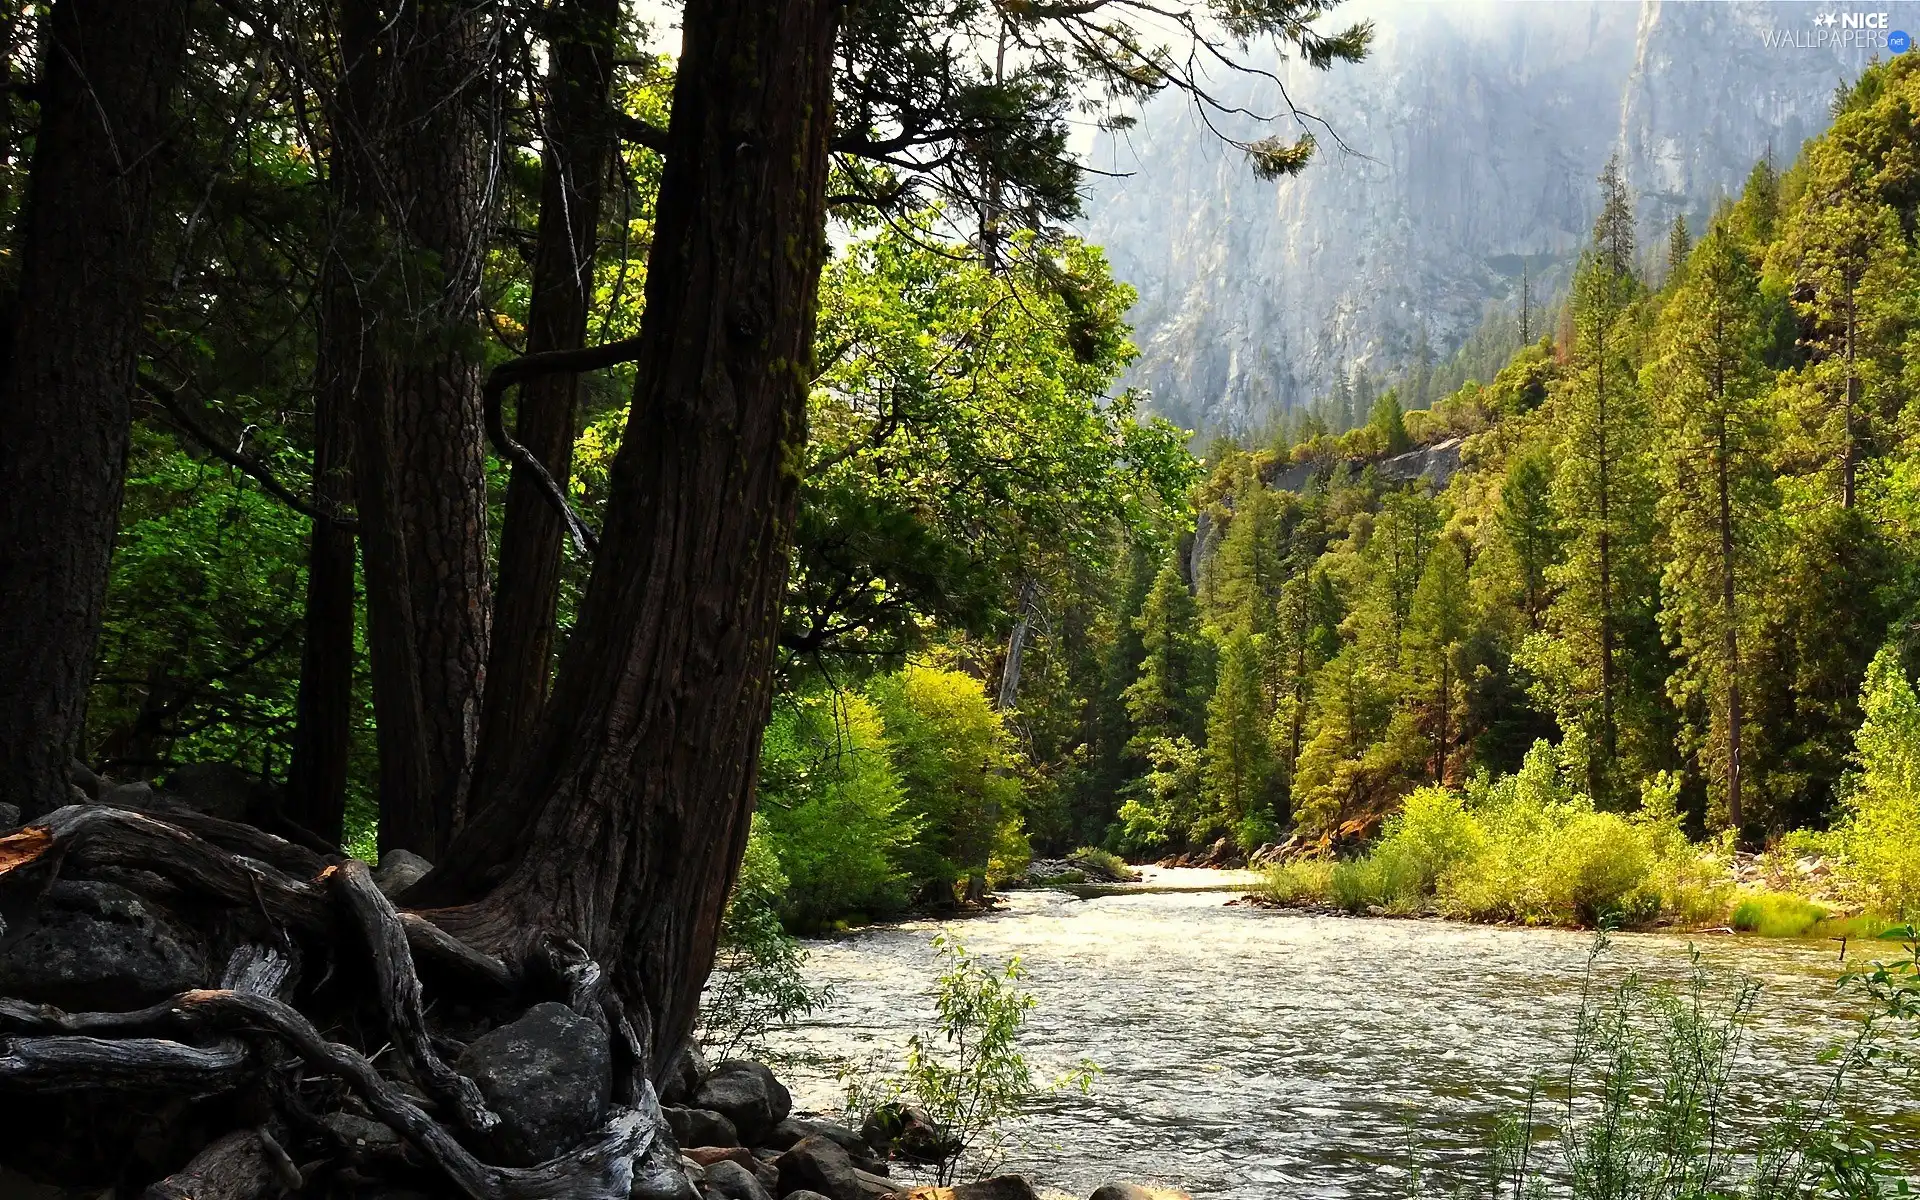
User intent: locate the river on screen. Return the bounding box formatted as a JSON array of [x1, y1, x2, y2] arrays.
[[763, 868, 1919, 1198]]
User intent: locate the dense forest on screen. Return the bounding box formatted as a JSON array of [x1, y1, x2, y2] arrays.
[[34, 33, 1920, 941]]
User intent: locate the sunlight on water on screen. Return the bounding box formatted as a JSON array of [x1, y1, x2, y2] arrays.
[[765, 871, 1916, 1198]]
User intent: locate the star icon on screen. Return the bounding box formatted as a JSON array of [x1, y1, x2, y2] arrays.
[[1814, 11, 1836, 26]]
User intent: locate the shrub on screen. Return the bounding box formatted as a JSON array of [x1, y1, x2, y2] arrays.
[[1258, 859, 1335, 905], [1466, 936, 1918, 1200], [1731, 891, 1830, 938], [758, 689, 913, 927], [1318, 744, 1731, 928], [869, 664, 1029, 898], [1835, 645, 1920, 919], [1066, 846, 1138, 883], [844, 933, 1096, 1183]]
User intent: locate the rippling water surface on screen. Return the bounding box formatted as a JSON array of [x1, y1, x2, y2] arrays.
[[764, 869, 1918, 1198]]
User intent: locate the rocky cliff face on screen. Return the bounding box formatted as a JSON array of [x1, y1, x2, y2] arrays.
[[1081, 0, 1887, 433]]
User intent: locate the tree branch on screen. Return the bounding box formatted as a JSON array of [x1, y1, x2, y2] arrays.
[[481, 337, 651, 558], [136, 374, 356, 530]]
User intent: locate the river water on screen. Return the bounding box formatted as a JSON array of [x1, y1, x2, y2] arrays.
[[764, 869, 1919, 1198]]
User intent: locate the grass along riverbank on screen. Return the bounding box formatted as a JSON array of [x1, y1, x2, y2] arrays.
[[1250, 744, 1913, 937]]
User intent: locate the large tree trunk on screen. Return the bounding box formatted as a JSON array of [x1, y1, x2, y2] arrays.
[[287, 238, 366, 846], [472, 0, 621, 807], [415, 0, 839, 1078], [340, 0, 497, 859], [0, 0, 191, 817]]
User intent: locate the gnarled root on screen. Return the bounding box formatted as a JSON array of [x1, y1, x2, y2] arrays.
[[0, 804, 679, 1199]]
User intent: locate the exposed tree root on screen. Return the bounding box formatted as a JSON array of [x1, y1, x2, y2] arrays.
[[0, 804, 684, 1199]]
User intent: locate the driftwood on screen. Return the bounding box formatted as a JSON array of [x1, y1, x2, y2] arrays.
[[0, 803, 680, 1200]]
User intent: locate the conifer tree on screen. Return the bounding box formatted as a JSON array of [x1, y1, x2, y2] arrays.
[[1204, 628, 1276, 841], [1211, 466, 1284, 637], [1125, 559, 1211, 755], [1496, 447, 1560, 631], [1666, 213, 1692, 285], [1537, 197, 1657, 802], [1649, 224, 1772, 833], [1370, 386, 1411, 454], [1404, 538, 1473, 780], [1593, 153, 1636, 280]]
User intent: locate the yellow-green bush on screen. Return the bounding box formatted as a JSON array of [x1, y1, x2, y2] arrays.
[[1730, 892, 1829, 938], [1271, 743, 1738, 928], [1258, 859, 1334, 904], [1835, 645, 1920, 919]]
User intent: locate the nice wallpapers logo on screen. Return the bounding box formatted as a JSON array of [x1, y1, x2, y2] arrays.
[[1760, 10, 1911, 51]]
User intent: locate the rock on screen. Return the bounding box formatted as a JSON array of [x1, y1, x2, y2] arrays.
[[693, 1059, 792, 1144], [454, 1001, 610, 1165], [100, 781, 152, 807], [320, 1112, 405, 1152], [661, 1042, 713, 1106], [159, 762, 259, 822], [67, 759, 102, 799], [0, 880, 206, 1010], [852, 1167, 901, 1197], [764, 1116, 872, 1158], [776, 1136, 862, 1200], [0, 802, 18, 831], [701, 1159, 773, 1200], [881, 1179, 1039, 1200], [370, 849, 434, 898], [781, 1193, 833, 1200], [666, 1106, 741, 1149], [1091, 1187, 1187, 1200], [687, 1148, 756, 1170], [862, 1104, 954, 1164]]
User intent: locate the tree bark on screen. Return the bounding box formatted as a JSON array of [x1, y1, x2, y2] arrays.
[[335, 0, 497, 859], [413, 0, 839, 1079], [0, 0, 191, 817], [287, 239, 365, 846], [472, 0, 621, 808]]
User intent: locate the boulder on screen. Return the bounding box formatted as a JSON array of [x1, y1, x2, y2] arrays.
[[687, 1148, 756, 1170], [764, 1116, 872, 1158], [454, 1001, 610, 1165], [661, 1042, 713, 1106], [0, 879, 206, 1010], [776, 1136, 861, 1200], [693, 1060, 792, 1144], [781, 1194, 834, 1200], [862, 1104, 955, 1164], [371, 849, 434, 898], [701, 1159, 773, 1200], [666, 1107, 741, 1149], [68, 759, 102, 800], [852, 1167, 902, 1197], [1090, 1187, 1169, 1200], [0, 802, 18, 831], [159, 762, 260, 822], [100, 780, 153, 807]]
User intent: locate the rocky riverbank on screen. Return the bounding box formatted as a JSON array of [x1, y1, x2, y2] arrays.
[[656, 1048, 1186, 1200]]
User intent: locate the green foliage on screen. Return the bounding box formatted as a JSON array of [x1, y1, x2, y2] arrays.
[[88, 433, 328, 778], [1730, 892, 1829, 938], [845, 932, 1097, 1184], [1836, 642, 1920, 919], [700, 822, 833, 1059], [1369, 388, 1411, 455], [1125, 560, 1212, 756], [756, 689, 913, 928], [1472, 939, 1913, 1200], [1203, 629, 1278, 846], [869, 664, 1028, 897]]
